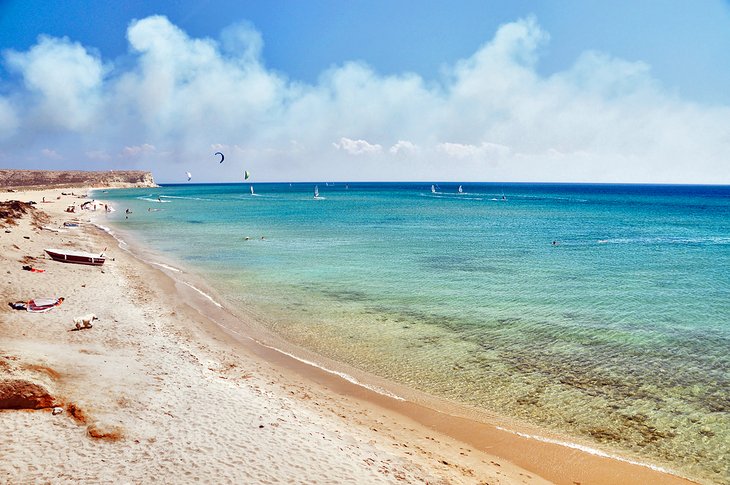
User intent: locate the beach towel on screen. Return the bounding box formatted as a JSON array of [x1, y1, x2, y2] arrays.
[[26, 297, 64, 313], [22, 265, 45, 273]]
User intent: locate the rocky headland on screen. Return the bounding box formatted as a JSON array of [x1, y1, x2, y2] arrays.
[[0, 170, 156, 190]]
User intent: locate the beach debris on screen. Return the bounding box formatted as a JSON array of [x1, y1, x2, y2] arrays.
[[0, 201, 34, 225], [26, 297, 64, 313], [52, 406, 63, 415], [9, 301, 27, 310], [41, 225, 66, 233], [214, 151, 224, 163], [73, 313, 98, 330], [87, 421, 124, 441], [22, 265, 45, 273], [0, 379, 56, 409], [66, 402, 87, 424]]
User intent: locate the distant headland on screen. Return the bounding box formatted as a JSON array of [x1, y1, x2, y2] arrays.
[[0, 169, 156, 190]]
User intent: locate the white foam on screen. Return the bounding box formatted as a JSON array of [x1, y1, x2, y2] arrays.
[[254, 340, 405, 401], [152, 262, 182, 273], [181, 281, 223, 308], [494, 426, 672, 474], [92, 223, 127, 248], [197, 318, 405, 401], [596, 236, 730, 245], [159, 195, 212, 201]]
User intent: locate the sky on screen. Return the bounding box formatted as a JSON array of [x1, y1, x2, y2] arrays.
[[0, 0, 729, 184]]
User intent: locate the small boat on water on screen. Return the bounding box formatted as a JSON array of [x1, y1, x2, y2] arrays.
[[458, 185, 463, 194], [431, 185, 436, 194], [45, 248, 106, 266], [314, 185, 323, 199]]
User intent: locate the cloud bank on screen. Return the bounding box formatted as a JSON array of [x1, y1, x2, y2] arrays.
[[1, 15, 728, 183]]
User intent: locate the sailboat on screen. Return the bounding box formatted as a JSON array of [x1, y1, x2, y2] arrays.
[[314, 185, 322, 199], [250, 185, 255, 196], [431, 184, 436, 194], [458, 185, 463, 194]]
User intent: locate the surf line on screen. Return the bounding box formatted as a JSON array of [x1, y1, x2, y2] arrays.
[[495, 426, 675, 475], [199, 315, 405, 402], [181, 281, 223, 308], [243, 335, 406, 402], [151, 262, 182, 273], [92, 222, 128, 249]]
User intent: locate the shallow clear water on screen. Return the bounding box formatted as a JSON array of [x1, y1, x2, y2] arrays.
[[99, 183, 730, 483]]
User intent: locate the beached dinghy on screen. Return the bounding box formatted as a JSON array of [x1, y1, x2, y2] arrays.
[[45, 248, 106, 266]]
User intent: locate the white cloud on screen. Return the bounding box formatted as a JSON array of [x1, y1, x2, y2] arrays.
[[389, 140, 419, 155], [86, 150, 112, 161], [437, 142, 510, 159], [1, 15, 729, 183], [41, 148, 63, 160], [121, 143, 156, 158], [0, 97, 18, 139], [333, 137, 383, 155], [4, 35, 104, 131]]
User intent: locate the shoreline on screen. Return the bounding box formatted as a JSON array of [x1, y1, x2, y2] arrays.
[[92, 188, 702, 484], [1, 187, 700, 484]]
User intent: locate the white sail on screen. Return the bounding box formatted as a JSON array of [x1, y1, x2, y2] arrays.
[[431, 185, 436, 193], [250, 185, 255, 195], [458, 185, 463, 193], [314, 185, 319, 198]]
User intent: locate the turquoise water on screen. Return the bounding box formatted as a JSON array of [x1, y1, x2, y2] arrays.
[[98, 183, 730, 483]]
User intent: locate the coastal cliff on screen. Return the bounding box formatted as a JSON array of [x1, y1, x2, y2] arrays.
[[0, 169, 157, 190]]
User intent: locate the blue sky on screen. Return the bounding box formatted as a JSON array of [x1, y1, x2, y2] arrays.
[[0, 0, 729, 183]]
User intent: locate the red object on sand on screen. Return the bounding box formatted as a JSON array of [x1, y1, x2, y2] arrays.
[[26, 297, 64, 313]]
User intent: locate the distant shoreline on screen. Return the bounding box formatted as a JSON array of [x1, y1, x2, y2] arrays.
[[0, 169, 157, 190]]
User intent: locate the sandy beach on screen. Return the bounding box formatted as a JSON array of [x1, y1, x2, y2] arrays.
[[0, 188, 699, 484]]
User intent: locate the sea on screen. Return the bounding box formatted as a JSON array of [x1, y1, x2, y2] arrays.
[[95, 182, 729, 483]]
